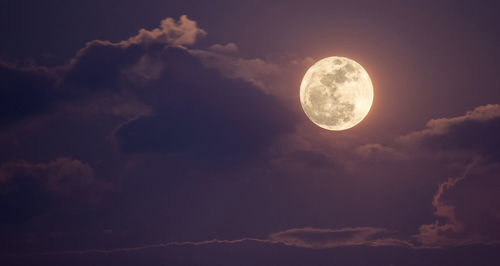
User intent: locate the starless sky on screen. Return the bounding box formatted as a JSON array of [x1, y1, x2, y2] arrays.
[[1, 1, 500, 265]]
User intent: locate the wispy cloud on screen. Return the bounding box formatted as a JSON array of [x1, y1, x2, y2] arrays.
[[20, 226, 412, 257], [269, 227, 412, 249], [22, 238, 274, 256]]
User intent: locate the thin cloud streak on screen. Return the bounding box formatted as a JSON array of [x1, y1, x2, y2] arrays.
[[18, 226, 413, 257], [15, 225, 500, 258], [20, 238, 276, 257]]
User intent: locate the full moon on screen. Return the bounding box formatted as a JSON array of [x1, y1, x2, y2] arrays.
[[300, 56, 373, 131]]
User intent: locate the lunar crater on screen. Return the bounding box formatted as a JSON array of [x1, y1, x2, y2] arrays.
[[333, 69, 348, 83]]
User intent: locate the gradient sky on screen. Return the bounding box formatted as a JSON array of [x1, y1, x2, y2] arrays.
[[1, 1, 500, 265]]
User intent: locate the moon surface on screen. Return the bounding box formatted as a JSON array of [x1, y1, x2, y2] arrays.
[[300, 56, 374, 131]]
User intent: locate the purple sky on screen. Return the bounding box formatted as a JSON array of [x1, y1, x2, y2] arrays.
[[1, 1, 500, 265]]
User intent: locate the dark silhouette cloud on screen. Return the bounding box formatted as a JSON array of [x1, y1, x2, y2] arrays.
[[0, 15, 207, 127], [0, 15, 295, 162], [359, 104, 500, 248], [115, 47, 295, 160], [63, 14, 206, 92], [62, 35, 296, 160], [399, 104, 500, 160], [0, 61, 57, 127], [63, 42, 142, 91], [0, 158, 111, 224]]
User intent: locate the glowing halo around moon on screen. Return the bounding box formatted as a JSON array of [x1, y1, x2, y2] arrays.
[[300, 56, 374, 131]]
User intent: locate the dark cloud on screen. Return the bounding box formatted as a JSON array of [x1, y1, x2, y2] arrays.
[[62, 14, 206, 91], [115, 47, 294, 160], [0, 16, 297, 239], [0, 16, 300, 257], [413, 158, 500, 248], [399, 104, 500, 160], [358, 104, 500, 248], [393, 105, 500, 247], [0, 15, 295, 163], [0, 15, 207, 127], [414, 159, 483, 248], [0, 158, 111, 224], [61, 18, 295, 160], [63, 41, 143, 91], [0, 61, 57, 127], [424, 117, 500, 161]]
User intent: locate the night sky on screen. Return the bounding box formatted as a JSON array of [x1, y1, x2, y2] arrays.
[[1, 1, 500, 265]]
